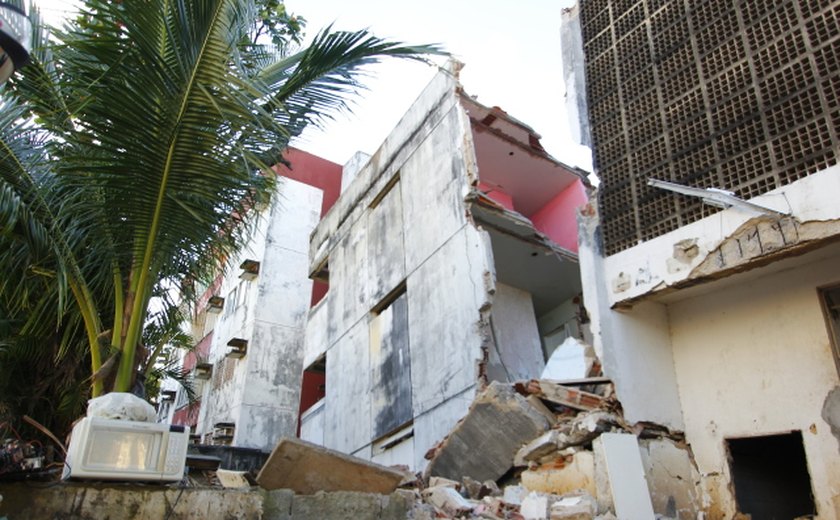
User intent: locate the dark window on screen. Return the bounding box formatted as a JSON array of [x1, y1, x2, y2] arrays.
[[727, 432, 816, 519]]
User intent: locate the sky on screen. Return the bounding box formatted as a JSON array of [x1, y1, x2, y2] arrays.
[[36, 0, 592, 171]]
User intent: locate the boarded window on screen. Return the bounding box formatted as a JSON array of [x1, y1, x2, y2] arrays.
[[369, 283, 412, 440]]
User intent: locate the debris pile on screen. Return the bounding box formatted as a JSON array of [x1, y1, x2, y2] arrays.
[[410, 374, 691, 519], [207, 371, 695, 518]]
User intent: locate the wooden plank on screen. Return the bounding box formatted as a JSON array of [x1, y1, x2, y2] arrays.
[[256, 437, 405, 495]]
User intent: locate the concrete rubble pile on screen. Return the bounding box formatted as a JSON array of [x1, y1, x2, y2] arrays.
[[407, 375, 696, 520], [206, 370, 697, 519]]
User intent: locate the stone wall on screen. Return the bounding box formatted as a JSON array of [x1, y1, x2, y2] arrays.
[[0, 484, 413, 520]]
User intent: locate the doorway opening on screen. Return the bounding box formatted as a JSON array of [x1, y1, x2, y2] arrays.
[[727, 431, 816, 519]]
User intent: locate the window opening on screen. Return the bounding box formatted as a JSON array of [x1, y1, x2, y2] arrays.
[[726, 432, 816, 519]]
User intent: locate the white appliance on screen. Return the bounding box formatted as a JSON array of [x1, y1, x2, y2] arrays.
[[64, 417, 190, 482]]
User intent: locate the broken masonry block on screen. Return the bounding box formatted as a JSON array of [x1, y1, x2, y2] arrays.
[[422, 485, 475, 516], [425, 381, 553, 482], [215, 469, 251, 489], [520, 450, 597, 498], [549, 492, 598, 520], [427, 476, 460, 490], [593, 433, 655, 519], [515, 430, 562, 467], [527, 380, 604, 411], [256, 437, 406, 495], [463, 476, 501, 500]]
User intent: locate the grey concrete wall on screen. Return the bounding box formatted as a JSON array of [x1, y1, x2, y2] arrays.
[[487, 282, 545, 382], [196, 178, 323, 450], [560, 4, 590, 148], [302, 65, 496, 471], [0, 484, 414, 520]]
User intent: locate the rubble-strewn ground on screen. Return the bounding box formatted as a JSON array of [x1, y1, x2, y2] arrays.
[[1, 375, 699, 519]]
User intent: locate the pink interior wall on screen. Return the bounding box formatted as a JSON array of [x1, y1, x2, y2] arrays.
[[478, 182, 515, 211], [530, 179, 587, 253]]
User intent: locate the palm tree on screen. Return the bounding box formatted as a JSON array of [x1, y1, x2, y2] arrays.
[[0, 0, 441, 410]]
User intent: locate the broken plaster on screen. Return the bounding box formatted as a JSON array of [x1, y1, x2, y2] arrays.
[[822, 386, 840, 454], [613, 216, 840, 308]]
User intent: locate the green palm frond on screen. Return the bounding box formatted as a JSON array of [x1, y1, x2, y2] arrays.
[[1, 0, 445, 399]]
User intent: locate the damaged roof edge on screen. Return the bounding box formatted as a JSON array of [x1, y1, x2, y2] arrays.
[[306, 62, 465, 275], [457, 90, 592, 188]]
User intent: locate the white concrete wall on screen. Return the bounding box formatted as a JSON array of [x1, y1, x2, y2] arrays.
[[578, 167, 840, 431], [578, 211, 685, 428], [603, 166, 840, 307], [197, 177, 322, 450], [302, 66, 496, 471], [668, 248, 840, 517], [579, 167, 840, 515], [488, 283, 545, 382], [299, 397, 325, 445]]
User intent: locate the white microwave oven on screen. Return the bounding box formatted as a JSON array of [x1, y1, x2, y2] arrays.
[[64, 417, 190, 482]]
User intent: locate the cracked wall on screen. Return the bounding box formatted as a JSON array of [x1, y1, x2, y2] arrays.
[[195, 177, 323, 450], [578, 166, 840, 517], [300, 66, 494, 471]]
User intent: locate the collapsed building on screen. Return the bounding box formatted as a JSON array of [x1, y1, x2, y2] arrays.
[[157, 0, 840, 513], [297, 62, 590, 470], [563, 0, 840, 517]]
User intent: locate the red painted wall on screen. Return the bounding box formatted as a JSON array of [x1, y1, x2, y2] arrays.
[[296, 369, 326, 436], [272, 148, 342, 307], [273, 148, 343, 218], [172, 401, 201, 428], [530, 179, 587, 253]]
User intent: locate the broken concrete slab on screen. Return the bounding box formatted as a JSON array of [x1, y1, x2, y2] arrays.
[[515, 430, 562, 466], [256, 437, 406, 495], [593, 433, 655, 520], [542, 337, 590, 380], [638, 438, 701, 519], [524, 380, 603, 411], [556, 410, 624, 451], [528, 394, 561, 424], [422, 485, 474, 516], [425, 381, 553, 482], [521, 451, 596, 498], [521, 491, 550, 519], [502, 484, 528, 506], [216, 469, 251, 489], [550, 493, 597, 520]]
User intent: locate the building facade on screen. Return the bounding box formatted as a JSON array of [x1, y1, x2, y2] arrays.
[[167, 149, 342, 451], [298, 63, 590, 471], [566, 0, 840, 517]]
